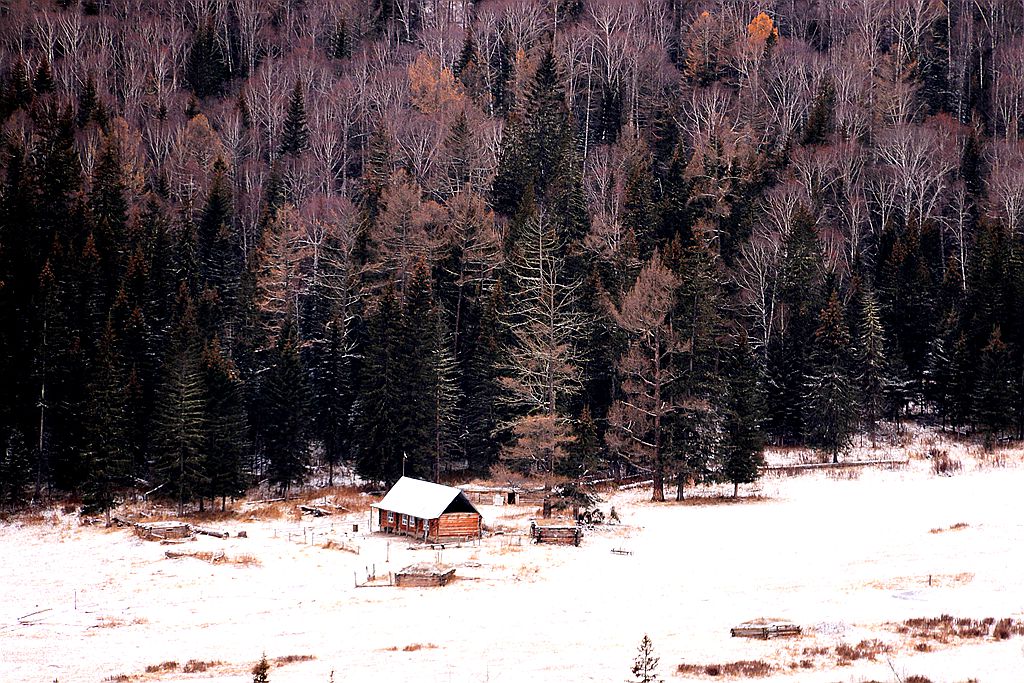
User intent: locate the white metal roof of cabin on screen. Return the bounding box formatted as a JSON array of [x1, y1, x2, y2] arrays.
[[371, 477, 479, 519]]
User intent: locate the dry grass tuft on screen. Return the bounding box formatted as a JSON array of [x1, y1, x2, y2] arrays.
[[677, 495, 771, 507], [166, 550, 260, 566], [898, 615, 996, 643], [182, 660, 221, 673], [245, 502, 288, 520], [144, 661, 178, 673], [835, 639, 890, 663], [382, 643, 438, 652], [992, 618, 1024, 640], [677, 660, 774, 677], [273, 654, 315, 666], [930, 449, 963, 476]]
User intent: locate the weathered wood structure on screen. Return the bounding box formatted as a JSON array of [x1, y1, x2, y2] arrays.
[[395, 563, 457, 587], [730, 622, 802, 639], [459, 483, 550, 506], [530, 520, 582, 546], [134, 521, 191, 541], [372, 477, 482, 543]]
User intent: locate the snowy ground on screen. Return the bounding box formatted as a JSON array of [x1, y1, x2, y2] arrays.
[[3, 444, 1024, 683]]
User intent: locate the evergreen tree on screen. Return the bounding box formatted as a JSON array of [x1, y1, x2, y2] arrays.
[[354, 289, 406, 483], [461, 286, 506, 472], [523, 49, 570, 200], [766, 206, 823, 443], [427, 307, 461, 481], [973, 326, 1018, 449], [261, 321, 309, 495], [202, 338, 249, 508], [310, 317, 353, 486], [854, 288, 889, 446], [395, 261, 448, 479], [81, 322, 132, 522], [630, 634, 662, 683], [331, 17, 352, 60], [33, 59, 55, 96], [804, 291, 856, 463], [360, 123, 393, 232], [89, 128, 130, 285], [0, 430, 32, 510], [622, 144, 658, 257], [801, 79, 835, 146], [280, 80, 310, 156], [197, 158, 242, 330], [76, 74, 98, 127], [252, 654, 270, 683], [152, 286, 208, 515], [491, 113, 532, 217], [561, 405, 603, 478], [722, 335, 765, 497], [185, 17, 228, 98]]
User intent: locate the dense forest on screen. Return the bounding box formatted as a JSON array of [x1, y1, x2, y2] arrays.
[[0, 0, 1022, 513]]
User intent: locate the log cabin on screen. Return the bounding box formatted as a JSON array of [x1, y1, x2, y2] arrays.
[[372, 477, 482, 543]]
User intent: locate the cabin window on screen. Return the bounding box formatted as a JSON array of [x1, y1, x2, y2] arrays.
[[387, 511, 394, 524], [401, 514, 408, 527]]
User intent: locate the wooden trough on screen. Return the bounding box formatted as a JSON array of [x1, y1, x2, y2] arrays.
[[394, 563, 456, 587], [134, 521, 191, 541], [730, 622, 802, 639], [530, 521, 582, 546]]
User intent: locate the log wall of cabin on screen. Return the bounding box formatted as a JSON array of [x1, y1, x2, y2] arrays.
[[434, 512, 480, 540], [378, 509, 427, 538]]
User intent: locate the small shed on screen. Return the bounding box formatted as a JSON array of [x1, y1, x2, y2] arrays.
[[372, 477, 482, 543]]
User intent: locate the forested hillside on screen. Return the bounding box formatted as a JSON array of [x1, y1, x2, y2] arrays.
[[1, 0, 1022, 512]]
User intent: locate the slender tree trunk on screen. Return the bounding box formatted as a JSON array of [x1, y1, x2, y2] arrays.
[[652, 342, 665, 502], [733, 481, 739, 498]]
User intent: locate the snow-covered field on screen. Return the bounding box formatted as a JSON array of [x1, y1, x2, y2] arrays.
[[3, 448, 1024, 683]]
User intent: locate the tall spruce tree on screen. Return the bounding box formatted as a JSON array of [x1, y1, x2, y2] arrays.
[[354, 289, 406, 483], [722, 334, 766, 497], [197, 158, 242, 330], [261, 320, 309, 495], [461, 286, 506, 472], [202, 338, 249, 509], [973, 326, 1018, 449], [804, 291, 856, 463], [81, 322, 132, 521], [152, 286, 208, 515], [854, 288, 889, 446], [280, 80, 310, 157]]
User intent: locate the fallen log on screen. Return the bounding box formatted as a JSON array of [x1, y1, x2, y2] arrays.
[[190, 525, 229, 538], [299, 505, 332, 517]]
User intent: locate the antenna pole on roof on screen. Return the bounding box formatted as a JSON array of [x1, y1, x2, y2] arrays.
[[402, 452, 407, 477]]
